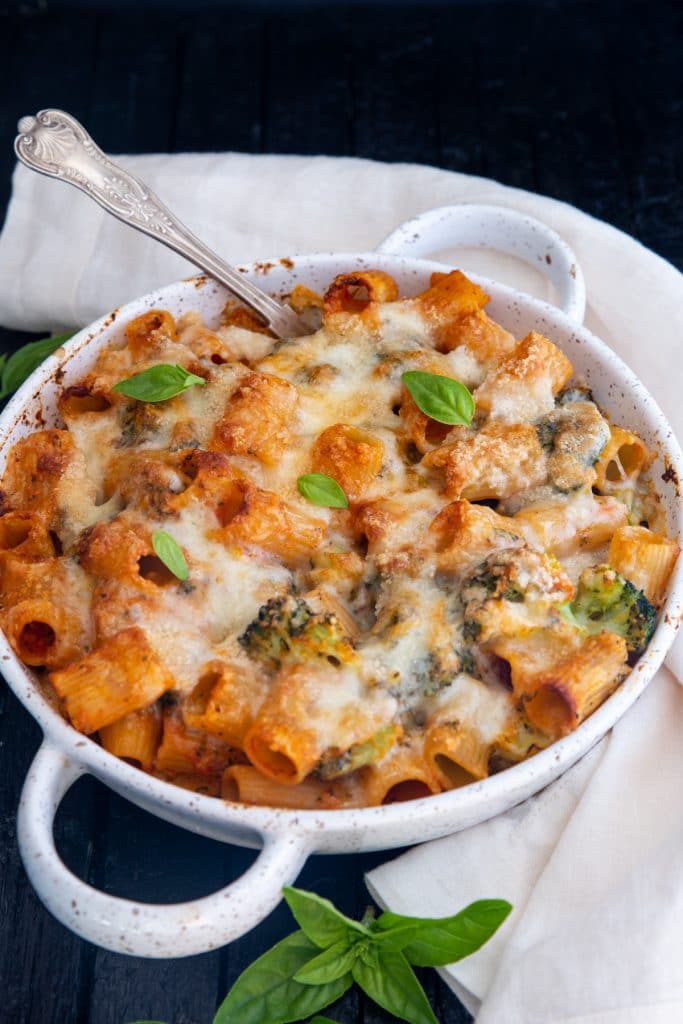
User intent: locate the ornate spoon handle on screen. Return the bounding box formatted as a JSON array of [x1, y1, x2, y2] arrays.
[[14, 109, 306, 339]]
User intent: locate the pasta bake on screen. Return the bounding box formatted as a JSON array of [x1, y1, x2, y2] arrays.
[[0, 269, 678, 809]]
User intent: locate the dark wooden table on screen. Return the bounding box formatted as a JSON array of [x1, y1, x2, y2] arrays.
[[0, 2, 680, 1022]]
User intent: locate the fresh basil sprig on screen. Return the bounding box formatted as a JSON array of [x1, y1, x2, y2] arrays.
[[213, 930, 352, 1024], [0, 332, 74, 400], [151, 530, 189, 582], [213, 886, 512, 1024], [402, 370, 475, 426], [297, 473, 349, 509], [376, 899, 514, 966], [113, 363, 206, 402]]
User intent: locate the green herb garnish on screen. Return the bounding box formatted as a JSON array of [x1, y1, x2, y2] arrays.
[[151, 529, 189, 582], [401, 370, 475, 426], [212, 886, 511, 1024], [112, 363, 206, 402], [297, 473, 349, 509], [0, 332, 74, 400]]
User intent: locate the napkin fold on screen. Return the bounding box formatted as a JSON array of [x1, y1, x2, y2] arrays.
[[1, 153, 681, 1023]]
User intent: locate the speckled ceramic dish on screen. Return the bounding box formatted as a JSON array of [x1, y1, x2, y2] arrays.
[[2, 205, 681, 958]]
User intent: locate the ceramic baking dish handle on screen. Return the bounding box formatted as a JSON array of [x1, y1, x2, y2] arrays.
[[17, 741, 309, 957], [377, 204, 586, 324]]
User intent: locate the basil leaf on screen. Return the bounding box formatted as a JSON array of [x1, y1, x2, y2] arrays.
[[294, 938, 357, 985], [377, 899, 512, 967], [112, 363, 206, 402], [352, 948, 437, 1024], [283, 887, 370, 949], [296, 473, 349, 509], [0, 332, 74, 400], [402, 369, 475, 426], [213, 930, 351, 1024], [370, 922, 421, 951], [151, 529, 189, 581]]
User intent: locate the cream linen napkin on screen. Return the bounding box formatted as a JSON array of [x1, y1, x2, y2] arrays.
[[1, 154, 682, 1022]]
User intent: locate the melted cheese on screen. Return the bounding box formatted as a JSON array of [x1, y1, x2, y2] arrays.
[[3, 272, 667, 808]]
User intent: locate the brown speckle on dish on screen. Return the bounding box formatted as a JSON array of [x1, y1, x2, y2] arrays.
[[662, 461, 680, 495]]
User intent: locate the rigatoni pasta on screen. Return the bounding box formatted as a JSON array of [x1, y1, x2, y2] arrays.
[[0, 267, 677, 808]]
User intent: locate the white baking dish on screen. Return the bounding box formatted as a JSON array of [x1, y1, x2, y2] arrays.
[[1, 204, 681, 958]]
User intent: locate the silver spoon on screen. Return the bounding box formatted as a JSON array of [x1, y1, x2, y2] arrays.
[[14, 109, 307, 339]]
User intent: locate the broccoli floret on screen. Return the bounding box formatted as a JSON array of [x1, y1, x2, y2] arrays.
[[239, 595, 355, 666], [461, 549, 571, 643], [316, 724, 401, 780], [567, 565, 656, 654], [536, 402, 610, 491]]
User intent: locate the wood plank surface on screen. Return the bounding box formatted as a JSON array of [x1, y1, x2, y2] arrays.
[[0, 2, 680, 1022]]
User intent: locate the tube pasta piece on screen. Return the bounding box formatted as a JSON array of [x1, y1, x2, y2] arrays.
[[0, 551, 55, 606], [423, 673, 515, 785], [523, 632, 628, 739], [219, 300, 273, 337], [0, 511, 56, 561], [488, 627, 582, 699], [0, 556, 93, 668], [434, 308, 517, 365], [212, 371, 299, 464], [424, 422, 547, 500], [175, 310, 237, 366], [398, 391, 455, 453], [310, 424, 384, 501], [58, 382, 114, 421], [166, 449, 241, 515], [357, 735, 442, 805], [608, 526, 680, 606], [323, 270, 399, 317], [0, 430, 79, 520], [181, 658, 269, 748], [77, 518, 152, 585], [99, 705, 162, 771], [243, 662, 397, 785], [50, 627, 175, 733], [429, 499, 524, 577], [103, 451, 194, 517], [171, 774, 221, 797], [594, 427, 652, 492], [475, 332, 573, 422], [4, 598, 85, 669], [288, 284, 323, 314], [416, 270, 489, 330], [513, 491, 628, 558], [352, 489, 448, 574], [213, 479, 324, 563], [221, 765, 365, 809], [0, 429, 97, 550], [424, 723, 489, 786], [307, 550, 366, 603], [155, 709, 239, 777], [125, 309, 177, 358]]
